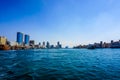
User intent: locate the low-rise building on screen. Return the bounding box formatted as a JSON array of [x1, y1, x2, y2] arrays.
[[0, 36, 7, 45], [9, 41, 18, 46], [110, 41, 120, 48]]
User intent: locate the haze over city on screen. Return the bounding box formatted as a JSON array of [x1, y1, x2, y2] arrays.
[[0, 0, 120, 47]]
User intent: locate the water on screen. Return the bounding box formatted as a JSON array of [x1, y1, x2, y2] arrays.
[[0, 49, 120, 80]]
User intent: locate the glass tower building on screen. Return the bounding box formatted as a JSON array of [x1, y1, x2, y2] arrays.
[[24, 34, 30, 45], [16, 32, 23, 45]]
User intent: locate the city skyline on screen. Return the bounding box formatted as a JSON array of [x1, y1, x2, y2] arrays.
[[0, 0, 120, 47]]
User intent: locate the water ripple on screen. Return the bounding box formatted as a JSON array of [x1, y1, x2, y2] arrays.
[[0, 49, 120, 80]]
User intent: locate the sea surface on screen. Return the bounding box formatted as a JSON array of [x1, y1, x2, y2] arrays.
[[0, 49, 120, 80]]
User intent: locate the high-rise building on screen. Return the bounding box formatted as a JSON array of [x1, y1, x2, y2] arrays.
[[24, 34, 30, 45], [43, 42, 45, 46], [42, 41, 45, 48], [39, 42, 41, 46], [57, 41, 60, 46], [100, 41, 103, 48], [46, 41, 50, 48], [56, 41, 62, 48], [38, 42, 41, 48], [16, 32, 23, 45], [111, 40, 114, 44]]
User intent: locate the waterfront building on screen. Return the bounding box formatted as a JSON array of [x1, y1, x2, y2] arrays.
[[0, 36, 7, 45], [65, 46, 69, 48], [43, 42, 45, 46], [94, 43, 101, 48], [56, 41, 62, 48], [42, 41, 46, 48], [110, 40, 120, 48], [100, 41, 103, 48], [9, 41, 18, 46], [50, 45, 54, 48], [39, 42, 41, 46], [73, 45, 82, 48], [46, 41, 50, 48], [9, 41, 18, 50], [24, 34, 30, 46], [119, 40, 120, 43], [29, 40, 35, 47], [87, 44, 95, 49], [35, 45, 39, 49], [16, 32, 23, 45], [103, 42, 111, 48], [0, 36, 10, 50], [38, 42, 41, 48], [111, 40, 114, 44], [57, 41, 60, 46]]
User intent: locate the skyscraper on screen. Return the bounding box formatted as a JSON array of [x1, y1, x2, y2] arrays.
[[43, 42, 45, 46], [46, 41, 50, 48], [56, 41, 62, 48], [42, 41, 45, 48], [16, 32, 23, 45], [57, 42, 60, 46], [100, 41, 103, 48], [24, 34, 30, 45]]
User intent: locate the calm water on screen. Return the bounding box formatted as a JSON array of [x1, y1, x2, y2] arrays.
[[0, 49, 120, 80]]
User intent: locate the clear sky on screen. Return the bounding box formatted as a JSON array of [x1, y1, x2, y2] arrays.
[[0, 0, 120, 47]]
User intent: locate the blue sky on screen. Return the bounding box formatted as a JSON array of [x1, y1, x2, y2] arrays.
[[0, 0, 120, 47]]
